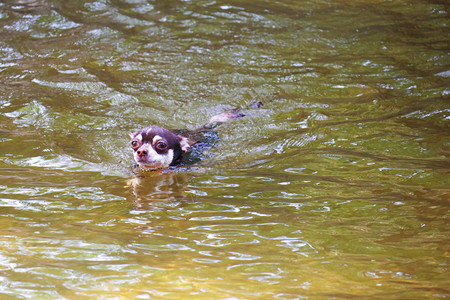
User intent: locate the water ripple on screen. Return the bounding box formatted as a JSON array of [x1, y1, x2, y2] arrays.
[[0, 0, 447, 297]]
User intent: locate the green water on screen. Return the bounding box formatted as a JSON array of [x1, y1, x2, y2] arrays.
[[0, 0, 448, 298]]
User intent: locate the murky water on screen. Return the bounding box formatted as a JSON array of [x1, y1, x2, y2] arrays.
[[0, 0, 448, 298]]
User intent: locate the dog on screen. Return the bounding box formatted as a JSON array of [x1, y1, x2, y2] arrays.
[[129, 102, 262, 172]]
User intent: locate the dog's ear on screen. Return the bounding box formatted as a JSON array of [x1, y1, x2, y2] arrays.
[[178, 135, 198, 152]]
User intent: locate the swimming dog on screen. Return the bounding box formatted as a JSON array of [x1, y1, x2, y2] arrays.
[[129, 102, 262, 171]]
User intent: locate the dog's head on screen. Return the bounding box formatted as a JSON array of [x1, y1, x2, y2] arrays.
[[129, 126, 197, 170]]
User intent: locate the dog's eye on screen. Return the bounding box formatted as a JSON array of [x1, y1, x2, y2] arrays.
[[155, 141, 168, 151], [131, 140, 139, 148]]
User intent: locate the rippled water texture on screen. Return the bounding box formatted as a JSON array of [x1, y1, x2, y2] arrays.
[[0, 0, 448, 298]]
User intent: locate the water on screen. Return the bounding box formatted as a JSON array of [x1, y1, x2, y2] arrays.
[[0, 0, 448, 298]]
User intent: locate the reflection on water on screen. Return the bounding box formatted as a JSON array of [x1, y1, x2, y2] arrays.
[[128, 170, 191, 207], [0, 0, 448, 298]]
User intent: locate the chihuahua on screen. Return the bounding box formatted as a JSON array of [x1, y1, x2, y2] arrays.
[[129, 102, 262, 171]]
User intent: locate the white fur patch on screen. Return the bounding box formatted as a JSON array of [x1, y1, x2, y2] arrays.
[[135, 146, 174, 170], [135, 134, 143, 141], [153, 135, 163, 143]]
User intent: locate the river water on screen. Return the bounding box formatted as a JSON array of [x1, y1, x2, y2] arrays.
[[0, 0, 448, 298]]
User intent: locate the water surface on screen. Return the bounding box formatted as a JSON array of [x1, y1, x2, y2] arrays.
[[0, 0, 448, 298]]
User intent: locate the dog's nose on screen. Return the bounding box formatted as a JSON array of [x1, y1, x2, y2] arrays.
[[137, 150, 147, 157]]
